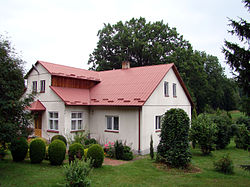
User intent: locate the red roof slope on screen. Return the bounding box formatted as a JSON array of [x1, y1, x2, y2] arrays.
[[27, 100, 46, 111], [50, 86, 90, 105], [27, 61, 100, 81], [89, 64, 173, 106]]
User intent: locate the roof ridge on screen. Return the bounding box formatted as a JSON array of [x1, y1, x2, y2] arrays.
[[38, 60, 97, 73], [98, 63, 174, 73]]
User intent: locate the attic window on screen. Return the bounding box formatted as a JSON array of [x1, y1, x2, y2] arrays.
[[164, 81, 169, 97], [32, 81, 37, 93], [40, 80, 45, 92], [173, 83, 177, 97]]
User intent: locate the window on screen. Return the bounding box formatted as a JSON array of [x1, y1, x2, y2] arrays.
[[155, 116, 162, 130], [173, 83, 177, 97], [49, 112, 59, 130], [106, 116, 119, 131], [71, 112, 83, 131], [40, 80, 45, 92], [164, 81, 169, 97], [32, 81, 37, 93]]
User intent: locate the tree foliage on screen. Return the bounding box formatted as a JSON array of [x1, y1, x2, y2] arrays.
[[156, 108, 191, 168], [223, 0, 250, 115], [189, 114, 217, 155], [0, 35, 33, 147], [88, 18, 239, 113]]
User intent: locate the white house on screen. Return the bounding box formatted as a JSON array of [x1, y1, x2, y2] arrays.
[[24, 61, 193, 154]]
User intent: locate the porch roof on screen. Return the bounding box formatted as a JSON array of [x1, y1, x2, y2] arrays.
[[27, 100, 46, 111]]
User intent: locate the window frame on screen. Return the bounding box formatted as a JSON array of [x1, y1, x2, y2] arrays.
[[48, 112, 59, 131], [105, 116, 119, 132], [32, 81, 37, 93], [173, 83, 177, 97], [164, 81, 169, 97], [71, 112, 83, 131], [40, 80, 45, 93], [155, 115, 162, 130]]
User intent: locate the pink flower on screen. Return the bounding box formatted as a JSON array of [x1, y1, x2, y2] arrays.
[[108, 141, 111, 144], [104, 144, 108, 147], [111, 142, 114, 146]]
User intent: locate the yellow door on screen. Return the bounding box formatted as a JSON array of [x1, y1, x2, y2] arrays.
[[34, 114, 42, 137]]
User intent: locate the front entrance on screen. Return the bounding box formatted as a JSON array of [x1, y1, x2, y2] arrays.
[[34, 113, 42, 137]]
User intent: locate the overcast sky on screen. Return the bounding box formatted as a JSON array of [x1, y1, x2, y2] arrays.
[[0, 0, 249, 77]]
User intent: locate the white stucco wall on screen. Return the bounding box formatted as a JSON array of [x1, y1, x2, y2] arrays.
[[89, 106, 139, 151], [25, 63, 66, 140], [64, 106, 89, 141], [141, 67, 192, 154]]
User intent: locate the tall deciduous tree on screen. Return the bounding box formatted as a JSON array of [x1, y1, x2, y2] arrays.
[[89, 17, 239, 113], [88, 17, 192, 71], [0, 35, 33, 147], [223, 0, 250, 115]]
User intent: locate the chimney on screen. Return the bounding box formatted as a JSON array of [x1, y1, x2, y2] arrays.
[[122, 61, 130, 69]]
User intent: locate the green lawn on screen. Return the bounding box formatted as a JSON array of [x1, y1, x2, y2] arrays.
[[0, 141, 249, 187], [229, 110, 245, 122]]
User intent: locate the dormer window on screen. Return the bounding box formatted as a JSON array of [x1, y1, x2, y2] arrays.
[[32, 81, 37, 93], [40, 80, 45, 92]]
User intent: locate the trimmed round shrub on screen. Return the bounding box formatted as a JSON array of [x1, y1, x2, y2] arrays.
[[87, 144, 104, 168], [51, 135, 67, 146], [68, 143, 84, 162], [10, 137, 28, 162], [48, 139, 66, 165], [29, 138, 46, 163], [157, 108, 191, 168], [84, 138, 97, 148]]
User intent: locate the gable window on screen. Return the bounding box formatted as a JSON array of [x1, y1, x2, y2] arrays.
[[71, 112, 83, 131], [173, 83, 177, 97], [164, 81, 169, 97], [32, 81, 37, 93], [40, 80, 45, 92], [49, 112, 58, 130], [106, 116, 119, 131], [155, 116, 162, 130]]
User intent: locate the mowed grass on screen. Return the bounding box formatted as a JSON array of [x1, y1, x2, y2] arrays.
[[229, 110, 246, 122], [0, 141, 249, 187]]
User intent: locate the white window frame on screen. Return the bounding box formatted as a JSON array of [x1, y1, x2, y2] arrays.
[[32, 81, 37, 93], [48, 112, 59, 130], [40, 80, 45, 92], [106, 116, 119, 131], [71, 112, 83, 131], [173, 83, 177, 97], [164, 81, 169, 97], [155, 115, 162, 130]]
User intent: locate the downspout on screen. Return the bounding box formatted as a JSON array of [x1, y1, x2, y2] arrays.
[[138, 107, 141, 154]]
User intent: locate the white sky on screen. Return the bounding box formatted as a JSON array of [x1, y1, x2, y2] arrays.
[[0, 0, 249, 77]]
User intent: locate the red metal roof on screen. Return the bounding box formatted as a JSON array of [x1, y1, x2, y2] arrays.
[[27, 100, 46, 111], [27, 61, 100, 82], [89, 64, 173, 106], [29, 61, 193, 107], [50, 86, 90, 105]]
